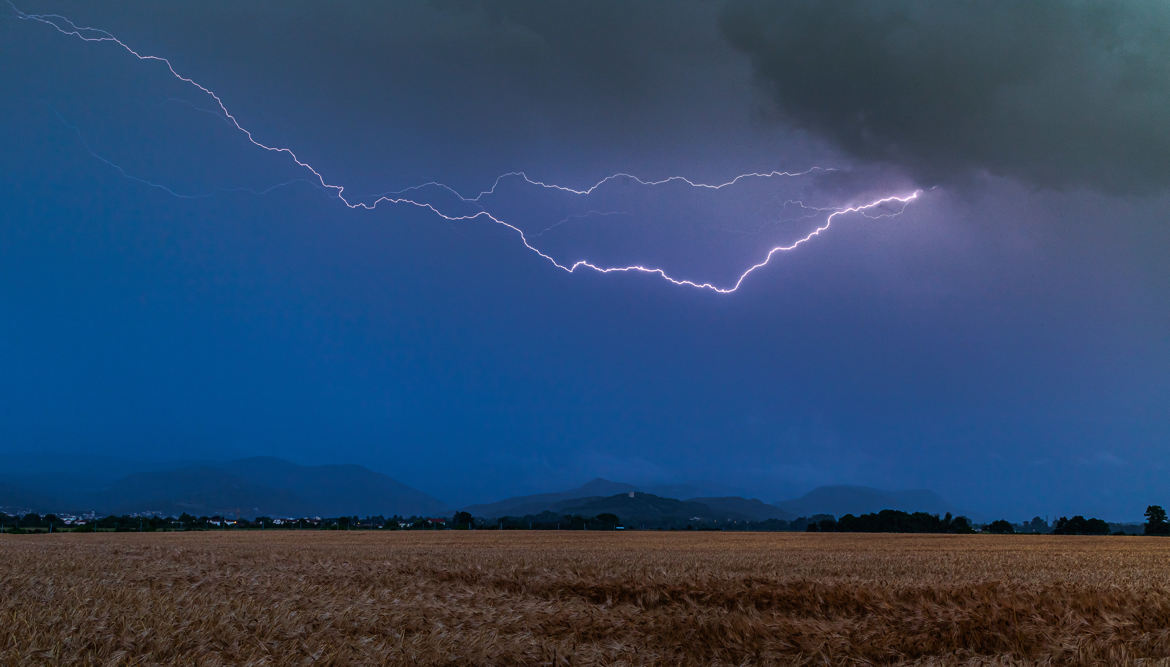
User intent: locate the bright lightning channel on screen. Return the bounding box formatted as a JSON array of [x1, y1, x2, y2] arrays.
[[12, 3, 922, 294]]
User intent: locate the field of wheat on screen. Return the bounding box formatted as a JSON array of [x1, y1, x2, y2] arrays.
[[3, 531, 1170, 665]]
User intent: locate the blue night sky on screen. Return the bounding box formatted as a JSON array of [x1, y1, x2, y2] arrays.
[[2, 1, 1167, 519]]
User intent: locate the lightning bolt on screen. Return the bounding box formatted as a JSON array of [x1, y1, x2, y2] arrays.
[[534, 211, 631, 238], [50, 107, 316, 200], [12, 3, 922, 294]]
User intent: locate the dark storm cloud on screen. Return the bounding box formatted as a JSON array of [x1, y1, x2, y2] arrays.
[[720, 1, 1170, 193], [426, 0, 715, 94], [137, 0, 770, 186]]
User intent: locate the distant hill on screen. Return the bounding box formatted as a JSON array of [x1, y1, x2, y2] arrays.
[[641, 483, 718, 500], [689, 496, 792, 521], [776, 485, 952, 518], [463, 478, 636, 517], [0, 480, 57, 514], [1, 451, 181, 512], [90, 457, 448, 518], [466, 479, 792, 522], [554, 493, 716, 525], [469, 488, 790, 526]]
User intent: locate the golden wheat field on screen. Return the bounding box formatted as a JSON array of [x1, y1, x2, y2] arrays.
[[2, 531, 1170, 665]]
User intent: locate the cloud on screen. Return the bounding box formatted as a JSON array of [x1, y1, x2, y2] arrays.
[[720, 1, 1170, 193], [428, 0, 718, 95]]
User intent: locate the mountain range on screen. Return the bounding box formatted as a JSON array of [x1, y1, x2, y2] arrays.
[[776, 485, 952, 518], [0, 456, 953, 521], [1, 457, 448, 518], [463, 478, 638, 517], [463, 480, 951, 523]]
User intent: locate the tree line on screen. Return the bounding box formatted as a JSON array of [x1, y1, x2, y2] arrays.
[[3, 506, 1164, 535], [0, 512, 461, 534], [804, 510, 975, 534]]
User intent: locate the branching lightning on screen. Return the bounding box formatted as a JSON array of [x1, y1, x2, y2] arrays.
[[12, 3, 922, 294], [51, 108, 315, 200], [534, 211, 631, 238]]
